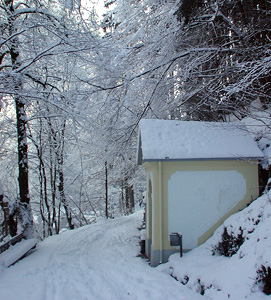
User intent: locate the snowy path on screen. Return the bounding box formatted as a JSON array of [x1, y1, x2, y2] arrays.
[[0, 211, 207, 300]]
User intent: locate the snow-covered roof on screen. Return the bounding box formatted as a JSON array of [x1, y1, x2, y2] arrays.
[[137, 119, 263, 163]]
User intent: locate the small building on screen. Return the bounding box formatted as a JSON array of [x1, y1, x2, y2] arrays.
[[137, 119, 263, 267]]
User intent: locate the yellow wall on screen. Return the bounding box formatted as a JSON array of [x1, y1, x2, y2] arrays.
[[143, 159, 260, 255]]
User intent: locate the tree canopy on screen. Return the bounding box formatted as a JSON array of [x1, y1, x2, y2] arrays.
[[0, 0, 270, 240]]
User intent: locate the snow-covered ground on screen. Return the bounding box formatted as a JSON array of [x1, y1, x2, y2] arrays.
[[1, 190, 270, 300], [158, 191, 271, 300], [0, 211, 206, 300]]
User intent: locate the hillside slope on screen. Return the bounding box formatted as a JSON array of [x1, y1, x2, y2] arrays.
[[158, 191, 271, 300]]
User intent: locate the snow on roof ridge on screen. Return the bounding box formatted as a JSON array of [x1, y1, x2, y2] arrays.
[[138, 119, 264, 162]]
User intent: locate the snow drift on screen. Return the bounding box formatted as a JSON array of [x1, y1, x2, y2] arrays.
[[158, 190, 271, 300]]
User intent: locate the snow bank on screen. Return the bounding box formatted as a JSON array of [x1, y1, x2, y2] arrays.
[[241, 108, 271, 169], [158, 191, 271, 300], [0, 238, 38, 269]]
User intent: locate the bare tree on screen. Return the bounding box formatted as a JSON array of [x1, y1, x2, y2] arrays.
[[0, 0, 103, 236]]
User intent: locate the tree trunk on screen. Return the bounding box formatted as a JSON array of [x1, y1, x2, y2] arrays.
[[57, 121, 74, 230], [15, 87, 34, 238], [125, 180, 135, 215], [7, 0, 33, 238], [0, 194, 9, 237], [105, 161, 108, 218]]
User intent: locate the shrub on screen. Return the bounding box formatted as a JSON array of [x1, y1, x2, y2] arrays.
[[213, 227, 244, 257], [256, 265, 271, 295]]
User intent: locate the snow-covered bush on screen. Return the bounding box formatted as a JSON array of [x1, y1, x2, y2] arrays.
[[212, 226, 244, 257], [257, 265, 271, 295]]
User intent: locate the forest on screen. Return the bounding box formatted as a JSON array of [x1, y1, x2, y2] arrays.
[[0, 0, 270, 241]]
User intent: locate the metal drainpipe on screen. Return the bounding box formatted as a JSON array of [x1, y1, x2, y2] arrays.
[[158, 161, 163, 264]]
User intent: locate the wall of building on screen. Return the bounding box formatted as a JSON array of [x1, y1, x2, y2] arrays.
[[168, 170, 246, 249], [143, 159, 260, 266]]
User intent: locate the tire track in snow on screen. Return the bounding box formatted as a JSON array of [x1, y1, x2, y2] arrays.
[[0, 212, 208, 300], [42, 213, 142, 299], [43, 225, 107, 300]]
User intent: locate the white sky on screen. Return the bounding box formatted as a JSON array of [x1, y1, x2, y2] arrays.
[[92, 0, 106, 15], [81, 0, 107, 18]]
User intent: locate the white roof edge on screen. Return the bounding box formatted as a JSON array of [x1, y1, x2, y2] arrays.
[[141, 157, 263, 163]]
